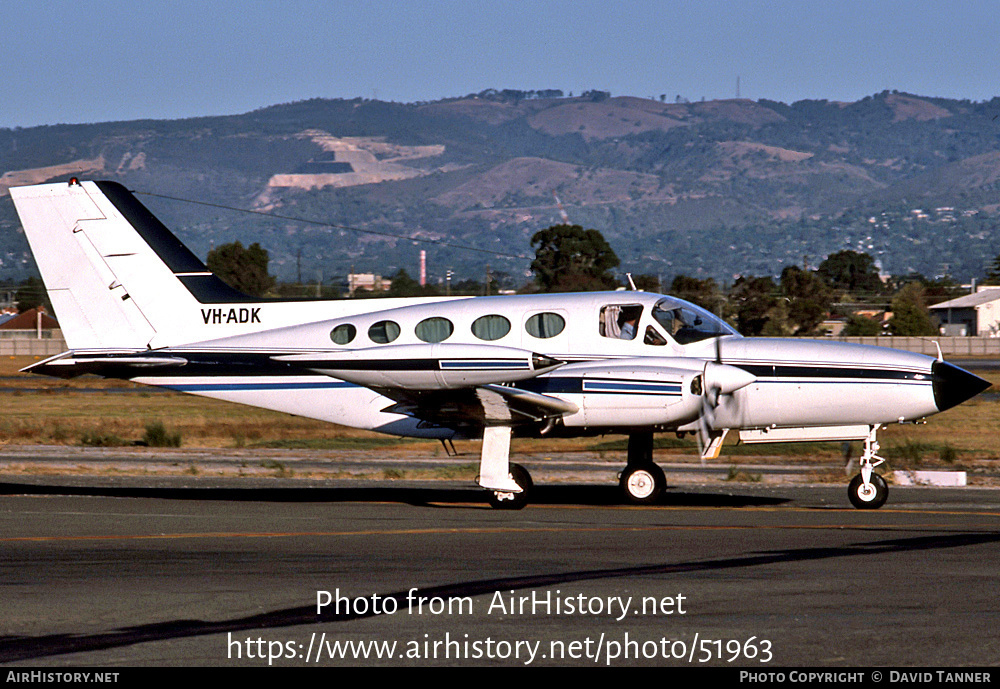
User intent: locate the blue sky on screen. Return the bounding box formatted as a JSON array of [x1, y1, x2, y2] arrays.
[[3, 0, 999, 128]]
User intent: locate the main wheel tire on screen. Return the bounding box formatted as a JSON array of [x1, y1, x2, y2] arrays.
[[487, 463, 532, 510], [620, 463, 666, 505], [848, 472, 888, 510]]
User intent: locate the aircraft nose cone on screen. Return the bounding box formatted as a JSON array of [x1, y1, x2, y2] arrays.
[[932, 361, 992, 412]]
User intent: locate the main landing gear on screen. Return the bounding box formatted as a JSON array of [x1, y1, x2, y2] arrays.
[[479, 428, 668, 509], [619, 432, 667, 505], [487, 463, 533, 510], [479, 426, 532, 510], [848, 425, 888, 509]]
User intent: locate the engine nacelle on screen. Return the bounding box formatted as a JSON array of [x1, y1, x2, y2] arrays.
[[551, 358, 757, 428], [554, 363, 704, 428]]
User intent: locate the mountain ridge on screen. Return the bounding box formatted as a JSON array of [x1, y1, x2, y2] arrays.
[[2, 90, 999, 286]]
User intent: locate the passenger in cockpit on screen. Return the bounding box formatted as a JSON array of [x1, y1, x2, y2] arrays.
[[618, 307, 642, 340]]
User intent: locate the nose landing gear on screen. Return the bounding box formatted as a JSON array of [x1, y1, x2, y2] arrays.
[[849, 425, 888, 509]]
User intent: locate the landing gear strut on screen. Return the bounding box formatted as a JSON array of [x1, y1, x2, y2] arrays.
[[619, 432, 666, 505], [848, 424, 888, 509], [479, 426, 533, 510]]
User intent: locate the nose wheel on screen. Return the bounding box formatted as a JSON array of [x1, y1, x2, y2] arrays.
[[848, 472, 888, 509]]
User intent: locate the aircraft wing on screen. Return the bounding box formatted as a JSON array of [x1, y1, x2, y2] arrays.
[[273, 343, 577, 428], [271, 343, 563, 390], [374, 383, 578, 428]]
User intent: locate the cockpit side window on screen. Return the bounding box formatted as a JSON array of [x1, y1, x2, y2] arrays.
[[651, 298, 736, 344], [643, 325, 667, 346], [599, 304, 643, 341]]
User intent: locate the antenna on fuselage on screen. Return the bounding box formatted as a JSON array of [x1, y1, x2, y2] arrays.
[[626, 273, 637, 291]]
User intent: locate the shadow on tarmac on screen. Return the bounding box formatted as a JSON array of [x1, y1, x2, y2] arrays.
[[3, 529, 999, 663], [0, 481, 789, 509]]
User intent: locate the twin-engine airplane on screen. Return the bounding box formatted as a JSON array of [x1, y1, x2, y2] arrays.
[[9, 180, 991, 509]]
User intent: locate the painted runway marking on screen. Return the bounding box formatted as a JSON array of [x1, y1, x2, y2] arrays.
[[5, 521, 1000, 543]]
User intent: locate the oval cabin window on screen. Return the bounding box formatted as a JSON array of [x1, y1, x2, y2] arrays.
[[525, 312, 565, 339], [471, 314, 511, 341], [330, 324, 356, 345], [368, 320, 401, 344], [415, 317, 454, 343]]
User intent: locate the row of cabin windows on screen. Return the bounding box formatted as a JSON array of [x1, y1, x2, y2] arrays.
[[329, 312, 567, 345]]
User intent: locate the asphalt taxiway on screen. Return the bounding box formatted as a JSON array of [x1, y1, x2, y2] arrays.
[[2, 462, 1000, 667]]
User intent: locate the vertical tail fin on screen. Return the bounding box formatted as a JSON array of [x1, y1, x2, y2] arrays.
[[9, 180, 253, 350]]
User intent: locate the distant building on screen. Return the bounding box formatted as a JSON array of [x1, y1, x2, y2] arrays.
[[348, 273, 391, 294], [0, 306, 60, 339], [929, 286, 1000, 337], [820, 318, 847, 337]]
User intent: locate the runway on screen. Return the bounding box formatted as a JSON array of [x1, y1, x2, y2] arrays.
[[2, 472, 1000, 667]]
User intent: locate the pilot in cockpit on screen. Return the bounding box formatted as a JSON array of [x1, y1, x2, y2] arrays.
[[617, 307, 642, 340]]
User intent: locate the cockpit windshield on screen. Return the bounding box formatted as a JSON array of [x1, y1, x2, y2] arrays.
[[651, 297, 738, 345]]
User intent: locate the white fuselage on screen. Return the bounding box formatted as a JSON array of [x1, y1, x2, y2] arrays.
[[130, 291, 941, 439]]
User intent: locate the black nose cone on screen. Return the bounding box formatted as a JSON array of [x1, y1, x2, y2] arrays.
[[932, 361, 992, 412]]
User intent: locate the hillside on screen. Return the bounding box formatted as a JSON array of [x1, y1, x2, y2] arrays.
[[2, 90, 1000, 288]]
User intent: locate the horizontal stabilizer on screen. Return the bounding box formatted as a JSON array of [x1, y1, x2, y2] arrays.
[[21, 351, 189, 378]]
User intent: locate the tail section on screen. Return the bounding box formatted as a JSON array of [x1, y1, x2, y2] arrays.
[[10, 180, 265, 350]]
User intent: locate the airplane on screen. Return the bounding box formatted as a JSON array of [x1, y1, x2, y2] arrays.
[[8, 179, 992, 510]]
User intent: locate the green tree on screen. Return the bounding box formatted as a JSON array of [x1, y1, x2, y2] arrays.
[[632, 274, 661, 292], [530, 224, 620, 292], [889, 273, 963, 307], [780, 266, 832, 335], [983, 253, 1000, 285], [15, 276, 51, 313], [887, 283, 937, 335], [817, 250, 883, 294], [452, 278, 485, 295], [843, 314, 883, 336], [386, 269, 439, 297], [728, 276, 777, 336], [206, 241, 275, 297], [760, 298, 792, 336]]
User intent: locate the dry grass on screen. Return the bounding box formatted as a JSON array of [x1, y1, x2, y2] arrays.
[[0, 356, 405, 448], [1, 357, 996, 467]]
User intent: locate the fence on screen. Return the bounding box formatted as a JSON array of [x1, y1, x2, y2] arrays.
[[809, 336, 1000, 357], [0, 337, 68, 356]]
